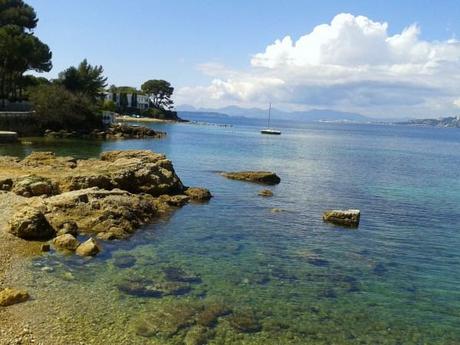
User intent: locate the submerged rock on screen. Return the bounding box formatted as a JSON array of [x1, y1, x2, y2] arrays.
[[196, 302, 231, 327], [372, 262, 388, 276], [0, 288, 29, 307], [228, 310, 261, 333], [184, 325, 213, 345], [258, 189, 274, 197], [117, 278, 162, 298], [75, 238, 101, 257], [113, 254, 137, 268], [221, 171, 281, 185], [163, 267, 201, 283], [184, 187, 213, 201], [8, 206, 56, 240], [135, 302, 198, 338], [322, 209, 360, 227]]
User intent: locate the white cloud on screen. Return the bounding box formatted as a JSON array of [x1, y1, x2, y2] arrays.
[[175, 13, 460, 118]]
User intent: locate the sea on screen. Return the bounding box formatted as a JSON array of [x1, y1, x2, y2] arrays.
[[1, 119, 460, 344]]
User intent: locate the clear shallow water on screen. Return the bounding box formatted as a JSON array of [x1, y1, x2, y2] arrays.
[[2, 122, 460, 344]]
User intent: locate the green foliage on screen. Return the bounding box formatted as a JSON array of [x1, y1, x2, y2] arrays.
[[101, 99, 116, 112], [112, 85, 138, 94], [142, 107, 180, 120], [0, 0, 52, 108], [141, 79, 174, 111], [142, 107, 164, 117], [28, 84, 100, 131], [58, 59, 107, 101], [0, 0, 38, 29]]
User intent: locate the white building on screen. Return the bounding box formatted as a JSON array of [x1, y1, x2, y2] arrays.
[[104, 92, 150, 111]]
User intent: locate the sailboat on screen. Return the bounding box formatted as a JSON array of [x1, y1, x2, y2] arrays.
[[260, 103, 281, 135]]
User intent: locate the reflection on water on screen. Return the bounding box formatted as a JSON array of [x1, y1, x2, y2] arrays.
[[3, 122, 460, 344]]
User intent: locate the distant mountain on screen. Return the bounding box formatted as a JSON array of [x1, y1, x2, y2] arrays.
[[176, 105, 370, 122]]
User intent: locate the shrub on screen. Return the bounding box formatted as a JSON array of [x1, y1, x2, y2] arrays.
[[29, 84, 101, 132]]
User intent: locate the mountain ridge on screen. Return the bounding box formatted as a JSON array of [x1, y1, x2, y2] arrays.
[[177, 105, 370, 122]]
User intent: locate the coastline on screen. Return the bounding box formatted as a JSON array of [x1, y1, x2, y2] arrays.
[[115, 115, 183, 124]]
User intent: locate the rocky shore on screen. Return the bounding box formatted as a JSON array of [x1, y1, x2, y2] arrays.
[[44, 123, 166, 140], [0, 149, 211, 340], [0, 150, 211, 243]]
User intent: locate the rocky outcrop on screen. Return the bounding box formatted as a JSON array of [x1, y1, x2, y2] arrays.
[[258, 189, 273, 197], [221, 171, 281, 185], [323, 209, 360, 227], [0, 150, 184, 197], [42, 188, 160, 240], [0, 288, 29, 307], [8, 207, 56, 240], [44, 124, 166, 140], [2, 150, 211, 248], [184, 187, 213, 201]]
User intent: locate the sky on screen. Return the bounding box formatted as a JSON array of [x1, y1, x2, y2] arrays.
[[27, 0, 460, 118]]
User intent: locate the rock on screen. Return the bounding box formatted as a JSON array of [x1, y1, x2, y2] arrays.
[[221, 171, 281, 185], [8, 206, 56, 240], [56, 221, 79, 237], [41, 243, 51, 252], [228, 310, 261, 333], [1, 150, 210, 241], [43, 188, 158, 240], [184, 187, 213, 201], [61, 150, 185, 196], [0, 178, 13, 191], [184, 326, 212, 345], [159, 194, 190, 207], [113, 254, 136, 268], [270, 208, 284, 213], [135, 302, 198, 338], [322, 209, 360, 227], [0, 288, 29, 307], [103, 124, 166, 140], [12, 175, 58, 197], [162, 267, 201, 283], [258, 189, 273, 197], [53, 234, 80, 251], [117, 278, 162, 298], [75, 238, 101, 256], [196, 302, 231, 327]]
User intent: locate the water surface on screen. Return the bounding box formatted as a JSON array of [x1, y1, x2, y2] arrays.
[[2, 121, 460, 344]]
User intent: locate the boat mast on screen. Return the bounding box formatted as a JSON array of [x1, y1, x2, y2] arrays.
[[267, 103, 271, 128]]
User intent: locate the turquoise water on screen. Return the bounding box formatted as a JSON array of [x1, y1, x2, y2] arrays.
[[3, 122, 460, 344]]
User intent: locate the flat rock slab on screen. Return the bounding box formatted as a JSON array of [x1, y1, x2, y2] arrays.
[[221, 171, 281, 185], [323, 209, 360, 227]]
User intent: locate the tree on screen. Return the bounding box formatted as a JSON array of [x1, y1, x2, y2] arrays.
[[101, 99, 116, 112], [0, 0, 52, 108], [141, 79, 174, 111], [28, 84, 100, 131], [58, 59, 107, 101]]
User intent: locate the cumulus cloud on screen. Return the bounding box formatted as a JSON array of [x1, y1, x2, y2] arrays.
[[176, 13, 460, 118]]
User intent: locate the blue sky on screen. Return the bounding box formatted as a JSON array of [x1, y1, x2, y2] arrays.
[[28, 0, 460, 117]]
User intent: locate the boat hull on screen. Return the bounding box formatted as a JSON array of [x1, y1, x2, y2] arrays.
[[261, 129, 281, 135]]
